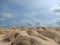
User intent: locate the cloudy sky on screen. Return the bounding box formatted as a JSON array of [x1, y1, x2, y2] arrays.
[[0, 0, 60, 27]]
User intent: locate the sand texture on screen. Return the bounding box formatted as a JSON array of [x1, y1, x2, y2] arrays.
[[0, 27, 60, 45]]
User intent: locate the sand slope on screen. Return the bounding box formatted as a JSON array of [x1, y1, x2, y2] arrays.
[[0, 27, 60, 45]]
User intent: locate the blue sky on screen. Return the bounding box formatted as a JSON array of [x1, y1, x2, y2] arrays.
[[0, 0, 60, 27]]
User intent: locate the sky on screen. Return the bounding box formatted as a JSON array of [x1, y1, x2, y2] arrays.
[[0, 0, 60, 27]]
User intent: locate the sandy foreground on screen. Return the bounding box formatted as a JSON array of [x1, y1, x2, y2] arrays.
[[0, 27, 60, 45], [0, 35, 10, 45]]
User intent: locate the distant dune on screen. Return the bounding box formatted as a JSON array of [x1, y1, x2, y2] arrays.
[[0, 27, 60, 45]]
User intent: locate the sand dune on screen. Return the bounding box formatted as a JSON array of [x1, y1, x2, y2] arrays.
[[0, 27, 60, 45]]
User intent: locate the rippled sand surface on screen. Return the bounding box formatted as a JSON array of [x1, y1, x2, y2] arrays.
[[0, 27, 60, 45]]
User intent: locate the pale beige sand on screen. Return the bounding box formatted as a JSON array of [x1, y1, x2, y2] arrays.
[[0, 27, 60, 45], [0, 35, 10, 45]]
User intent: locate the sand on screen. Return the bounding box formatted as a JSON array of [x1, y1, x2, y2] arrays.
[[0, 27, 60, 45]]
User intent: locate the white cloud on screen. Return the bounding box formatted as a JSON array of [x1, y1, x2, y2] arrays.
[[21, 20, 33, 27], [47, 18, 60, 27], [0, 18, 5, 21], [48, 4, 60, 15], [0, 13, 15, 18], [4, 13, 13, 18], [0, 24, 7, 27], [21, 17, 45, 27], [3, 13, 14, 18]]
